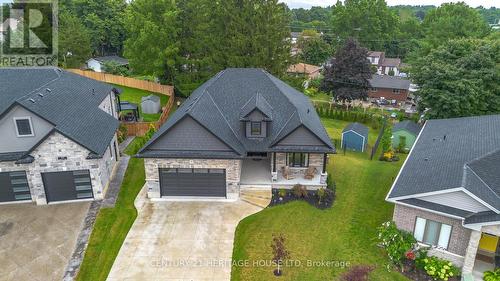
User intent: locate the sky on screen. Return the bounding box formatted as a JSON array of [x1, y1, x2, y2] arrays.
[[282, 0, 498, 9]]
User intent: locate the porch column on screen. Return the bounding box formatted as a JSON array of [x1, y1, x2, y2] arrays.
[[273, 152, 276, 173], [322, 153, 327, 173], [272, 153, 278, 181], [462, 230, 482, 274]]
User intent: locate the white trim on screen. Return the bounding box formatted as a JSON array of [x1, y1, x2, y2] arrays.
[[0, 199, 33, 206], [13, 116, 35, 137], [463, 220, 500, 230], [390, 187, 464, 201], [341, 130, 366, 152], [154, 196, 237, 203], [418, 243, 465, 259], [47, 198, 94, 205], [385, 121, 428, 201], [394, 201, 465, 220]]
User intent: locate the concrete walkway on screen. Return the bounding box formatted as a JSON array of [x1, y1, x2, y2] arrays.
[[107, 188, 262, 281]]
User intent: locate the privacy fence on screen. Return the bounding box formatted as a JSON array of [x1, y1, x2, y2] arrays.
[[68, 69, 175, 136]]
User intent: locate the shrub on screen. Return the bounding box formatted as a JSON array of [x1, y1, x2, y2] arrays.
[[484, 268, 500, 281], [397, 135, 407, 153], [417, 256, 460, 281], [117, 124, 128, 143], [278, 188, 287, 198], [341, 265, 375, 281], [317, 188, 326, 203], [377, 221, 417, 266], [292, 184, 308, 198]]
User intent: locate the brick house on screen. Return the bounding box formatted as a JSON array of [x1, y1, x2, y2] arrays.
[[137, 68, 335, 200], [386, 115, 500, 279], [368, 75, 411, 105], [0, 67, 120, 205]]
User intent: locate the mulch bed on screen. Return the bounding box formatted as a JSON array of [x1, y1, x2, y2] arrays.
[[398, 260, 461, 281], [268, 188, 335, 210]]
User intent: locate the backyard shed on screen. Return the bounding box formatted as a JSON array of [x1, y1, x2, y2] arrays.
[[141, 95, 161, 114], [341, 123, 369, 152], [392, 120, 421, 151]]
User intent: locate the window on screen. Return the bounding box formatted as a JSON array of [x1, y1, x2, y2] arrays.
[[392, 89, 400, 94], [251, 122, 261, 135], [414, 217, 452, 249], [287, 153, 309, 167], [14, 117, 34, 137], [370, 88, 377, 92]]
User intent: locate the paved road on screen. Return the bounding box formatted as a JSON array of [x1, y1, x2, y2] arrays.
[[0, 202, 90, 281], [108, 190, 262, 281]]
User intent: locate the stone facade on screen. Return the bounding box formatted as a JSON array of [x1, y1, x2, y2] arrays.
[[144, 158, 242, 200], [272, 152, 328, 187], [0, 132, 118, 205], [393, 203, 471, 267]]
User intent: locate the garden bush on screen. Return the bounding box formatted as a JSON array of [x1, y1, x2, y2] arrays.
[[292, 184, 308, 198], [484, 268, 500, 281], [377, 221, 417, 266], [416, 256, 460, 281]]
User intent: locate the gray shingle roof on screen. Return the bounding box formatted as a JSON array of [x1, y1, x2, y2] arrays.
[[388, 115, 500, 212], [240, 92, 273, 120], [369, 75, 410, 90], [139, 68, 334, 157], [0, 67, 119, 157], [381, 58, 401, 67], [92, 56, 129, 66], [342, 122, 369, 138], [464, 211, 500, 225], [393, 120, 421, 136], [141, 95, 160, 103]]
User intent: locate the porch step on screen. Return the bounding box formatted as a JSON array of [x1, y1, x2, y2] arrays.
[[240, 190, 272, 208]]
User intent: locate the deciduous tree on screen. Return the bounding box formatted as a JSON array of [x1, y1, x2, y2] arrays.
[[321, 38, 372, 102]]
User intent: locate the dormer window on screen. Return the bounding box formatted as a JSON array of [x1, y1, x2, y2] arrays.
[[14, 117, 34, 137], [251, 122, 261, 136]]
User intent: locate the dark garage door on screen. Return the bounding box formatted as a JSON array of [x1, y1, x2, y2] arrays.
[[42, 170, 94, 203], [0, 171, 32, 203], [159, 168, 226, 197]]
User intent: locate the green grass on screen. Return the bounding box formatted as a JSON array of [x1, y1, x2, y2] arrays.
[[309, 92, 332, 103], [321, 118, 380, 153], [231, 121, 409, 281], [76, 138, 146, 281], [114, 84, 169, 122]]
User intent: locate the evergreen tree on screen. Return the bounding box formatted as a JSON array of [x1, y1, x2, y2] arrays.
[[321, 38, 372, 102]]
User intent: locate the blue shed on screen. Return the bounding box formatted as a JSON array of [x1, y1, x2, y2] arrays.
[[341, 123, 369, 152]]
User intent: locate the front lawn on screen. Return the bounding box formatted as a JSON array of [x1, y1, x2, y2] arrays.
[[76, 138, 146, 281], [231, 121, 408, 280], [114, 84, 169, 122]]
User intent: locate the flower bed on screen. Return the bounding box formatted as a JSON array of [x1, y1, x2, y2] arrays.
[[269, 185, 335, 210]]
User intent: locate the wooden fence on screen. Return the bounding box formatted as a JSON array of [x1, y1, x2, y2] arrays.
[[68, 69, 175, 136]]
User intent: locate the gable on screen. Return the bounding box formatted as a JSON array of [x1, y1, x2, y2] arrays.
[[275, 125, 327, 147], [417, 190, 491, 213], [0, 105, 54, 153], [146, 116, 235, 152]]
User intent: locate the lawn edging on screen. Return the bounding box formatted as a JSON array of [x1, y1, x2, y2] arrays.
[[76, 138, 146, 281]]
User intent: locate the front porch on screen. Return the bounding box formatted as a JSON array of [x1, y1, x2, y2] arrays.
[[463, 228, 500, 280], [239, 152, 328, 189]]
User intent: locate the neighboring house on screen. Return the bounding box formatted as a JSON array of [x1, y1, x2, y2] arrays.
[[287, 63, 322, 80], [368, 75, 411, 105], [367, 51, 402, 76], [341, 123, 368, 152], [87, 56, 129, 73], [141, 95, 161, 114], [392, 120, 421, 151], [0, 18, 19, 42], [0, 67, 120, 205], [386, 115, 500, 277], [137, 68, 335, 200]]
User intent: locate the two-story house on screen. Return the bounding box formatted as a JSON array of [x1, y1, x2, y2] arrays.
[[368, 75, 411, 105], [0, 67, 120, 205], [367, 51, 402, 76]]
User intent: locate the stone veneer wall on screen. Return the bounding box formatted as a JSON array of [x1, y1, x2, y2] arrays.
[[144, 158, 242, 200], [274, 153, 325, 172], [0, 132, 117, 205], [393, 203, 471, 267]]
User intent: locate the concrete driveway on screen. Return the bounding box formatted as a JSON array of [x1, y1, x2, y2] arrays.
[[0, 202, 90, 281], [108, 191, 262, 281]]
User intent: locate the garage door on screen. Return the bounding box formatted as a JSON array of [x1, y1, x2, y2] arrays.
[[159, 168, 226, 197], [0, 171, 32, 203], [41, 170, 94, 203]]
